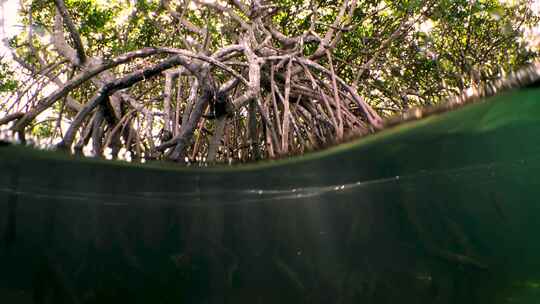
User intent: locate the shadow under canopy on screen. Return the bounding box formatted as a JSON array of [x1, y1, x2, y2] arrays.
[[2, 88, 540, 303]]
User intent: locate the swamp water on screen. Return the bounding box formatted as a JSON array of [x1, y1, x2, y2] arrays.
[[2, 88, 540, 303]]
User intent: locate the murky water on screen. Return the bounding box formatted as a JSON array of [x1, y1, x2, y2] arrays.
[[1, 152, 540, 303]]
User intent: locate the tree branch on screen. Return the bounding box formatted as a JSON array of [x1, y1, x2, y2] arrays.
[[12, 47, 171, 131], [57, 55, 191, 150], [53, 0, 86, 65]]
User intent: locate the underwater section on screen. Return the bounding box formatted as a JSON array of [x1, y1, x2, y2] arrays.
[[1, 88, 540, 303]]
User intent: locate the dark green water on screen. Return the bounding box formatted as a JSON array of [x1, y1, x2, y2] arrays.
[[1, 88, 540, 303]]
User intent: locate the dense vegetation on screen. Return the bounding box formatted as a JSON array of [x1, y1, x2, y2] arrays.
[[0, 0, 538, 163]]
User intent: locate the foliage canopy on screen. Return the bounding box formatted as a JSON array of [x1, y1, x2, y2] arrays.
[[0, 0, 538, 163]]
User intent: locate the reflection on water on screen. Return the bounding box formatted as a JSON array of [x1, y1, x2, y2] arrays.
[[0, 158, 531, 205]]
